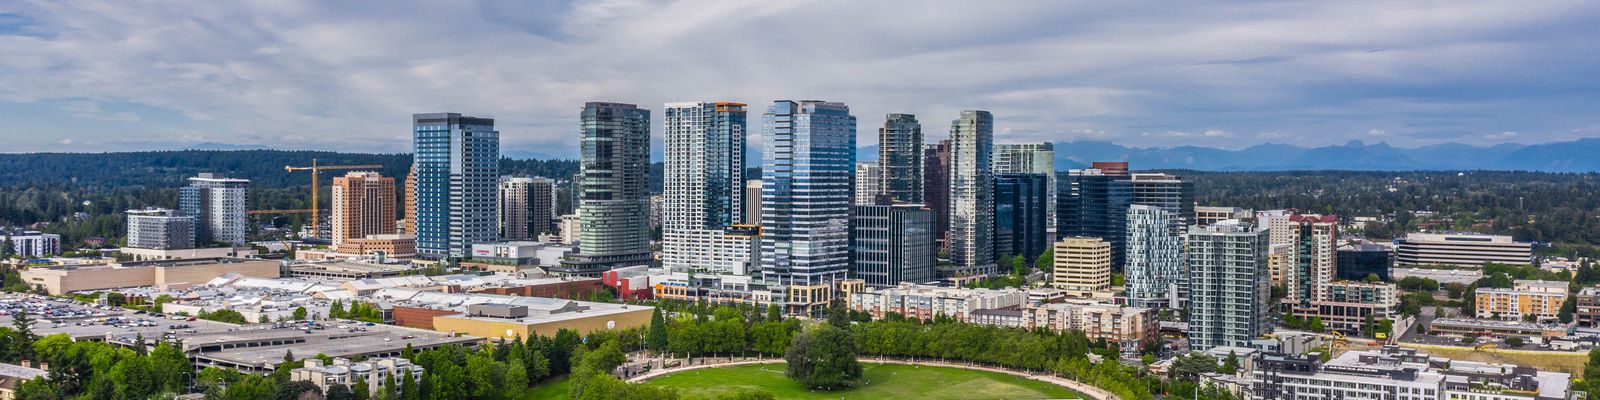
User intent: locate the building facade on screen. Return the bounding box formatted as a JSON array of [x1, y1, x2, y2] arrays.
[[878, 113, 923, 204], [1195, 206, 1250, 227], [330, 171, 397, 248], [854, 162, 882, 205], [3, 231, 60, 258], [743, 180, 762, 225], [1336, 242, 1393, 281], [1475, 280, 1566, 322], [1395, 233, 1534, 267], [994, 173, 1049, 262], [1058, 168, 1132, 268], [412, 113, 499, 258], [562, 102, 652, 275], [1129, 173, 1194, 236], [1579, 286, 1600, 327], [992, 142, 1056, 223], [1282, 214, 1399, 330], [661, 101, 759, 275], [1186, 220, 1270, 351], [947, 110, 996, 278], [1125, 205, 1183, 308], [1253, 346, 1570, 400], [497, 176, 555, 241], [179, 172, 249, 245], [851, 203, 935, 288], [403, 165, 417, 234], [1051, 237, 1112, 296], [760, 100, 856, 313], [125, 208, 195, 250], [291, 357, 425, 399], [923, 140, 952, 249]]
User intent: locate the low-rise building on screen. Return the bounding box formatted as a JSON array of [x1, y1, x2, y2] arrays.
[[292, 357, 424, 398], [288, 260, 415, 281], [1194, 206, 1250, 227], [117, 246, 257, 262], [469, 241, 575, 266], [1392, 268, 1484, 286], [3, 231, 60, 258], [126, 208, 195, 250], [20, 257, 280, 295], [1577, 286, 1600, 328], [1253, 346, 1570, 400], [331, 234, 417, 259], [1020, 299, 1156, 347], [1396, 232, 1533, 267], [848, 283, 1027, 321], [374, 289, 653, 340], [1475, 280, 1566, 321], [1428, 318, 1571, 339]]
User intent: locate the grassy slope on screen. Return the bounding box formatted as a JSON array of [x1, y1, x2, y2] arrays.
[[642, 363, 1087, 400]]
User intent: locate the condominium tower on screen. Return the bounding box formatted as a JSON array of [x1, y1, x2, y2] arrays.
[[923, 140, 952, 248], [854, 162, 882, 205], [1186, 220, 1270, 350], [1125, 205, 1182, 308], [179, 172, 249, 246], [412, 113, 499, 258], [125, 208, 194, 250], [662, 101, 759, 275], [878, 114, 923, 204], [562, 102, 652, 275], [760, 100, 856, 303], [948, 110, 996, 277], [1129, 173, 1195, 236], [498, 176, 556, 240], [330, 171, 397, 247]]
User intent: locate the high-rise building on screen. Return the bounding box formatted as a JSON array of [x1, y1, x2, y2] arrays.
[[1058, 168, 1131, 268], [1090, 161, 1129, 177], [922, 140, 952, 249], [412, 113, 499, 258], [2, 231, 60, 258], [498, 176, 556, 240], [854, 162, 882, 205], [562, 102, 652, 275], [1195, 206, 1250, 227], [1337, 241, 1393, 281], [947, 110, 996, 278], [1186, 220, 1270, 351], [993, 143, 1055, 223], [1051, 237, 1111, 297], [330, 171, 397, 247], [179, 172, 249, 246], [402, 166, 417, 234], [558, 214, 581, 245], [662, 101, 758, 275], [1282, 213, 1398, 330], [994, 173, 1049, 262], [1256, 209, 1296, 249], [1125, 205, 1182, 308], [743, 180, 762, 225], [125, 208, 195, 250], [761, 100, 856, 310], [851, 203, 935, 288], [1129, 173, 1194, 236], [878, 114, 923, 204]]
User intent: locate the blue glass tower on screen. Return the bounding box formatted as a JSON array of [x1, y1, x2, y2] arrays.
[[412, 113, 499, 259], [994, 173, 1049, 262], [760, 100, 856, 295]]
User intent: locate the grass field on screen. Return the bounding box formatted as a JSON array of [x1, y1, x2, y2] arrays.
[[1400, 344, 1589, 375], [525, 375, 571, 400], [642, 363, 1088, 399]]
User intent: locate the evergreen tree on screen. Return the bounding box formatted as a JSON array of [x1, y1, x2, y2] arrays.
[[647, 307, 669, 353], [10, 310, 34, 362], [784, 324, 861, 390]]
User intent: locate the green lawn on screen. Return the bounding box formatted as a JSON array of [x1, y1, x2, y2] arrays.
[[643, 363, 1087, 399], [525, 375, 571, 400]]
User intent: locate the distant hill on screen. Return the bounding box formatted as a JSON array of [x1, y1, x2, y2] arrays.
[[1045, 138, 1600, 172]]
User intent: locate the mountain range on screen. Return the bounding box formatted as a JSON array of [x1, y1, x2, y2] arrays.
[[851, 138, 1600, 172]]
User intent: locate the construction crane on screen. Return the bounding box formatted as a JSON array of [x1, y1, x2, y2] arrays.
[[281, 159, 383, 238]]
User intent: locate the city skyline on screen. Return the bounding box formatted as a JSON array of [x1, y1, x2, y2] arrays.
[[4, 2, 1600, 156]]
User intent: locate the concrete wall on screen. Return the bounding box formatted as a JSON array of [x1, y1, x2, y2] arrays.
[[21, 258, 279, 295]]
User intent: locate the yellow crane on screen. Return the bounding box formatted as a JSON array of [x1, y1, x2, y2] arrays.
[[277, 159, 383, 237]]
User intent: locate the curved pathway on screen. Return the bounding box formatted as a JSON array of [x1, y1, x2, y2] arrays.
[[626, 357, 1119, 400]]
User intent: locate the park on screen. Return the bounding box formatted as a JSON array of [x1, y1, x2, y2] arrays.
[[637, 362, 1090, 400]]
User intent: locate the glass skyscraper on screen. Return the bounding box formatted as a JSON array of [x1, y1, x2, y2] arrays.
[[948, 110, 996, 277], [994, 173, 1049, 262], [412, 113, 499, 258], [993, 142, 1056, 224], [1125, 204, 1182, 308], [878, 113, 923, 204], [561, 102, 652, 275], [760, 100, 856, 291], [661, 101, 758, 275], [1058, 168, 1132, 268], [851, 203, 935, 288]]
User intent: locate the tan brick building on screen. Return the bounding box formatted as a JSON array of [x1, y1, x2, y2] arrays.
[[21, 257, 280, 295], [1052, 237, 1112, 297], [331, 171, 397, 247]]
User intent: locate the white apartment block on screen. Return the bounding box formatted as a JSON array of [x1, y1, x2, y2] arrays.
[[848, 283, 1025, 321], [292, 357, 425, 398], [854, 162, 882, 205], [4, 231, 60, 258]]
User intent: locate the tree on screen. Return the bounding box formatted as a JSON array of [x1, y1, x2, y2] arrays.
[[1364, 273, 1381, 283], [784, 324, 862, 390], [1561, 295, 1577, 323], [504, 359, 529, 395], [111, 356, 157, 399], [326, 384, 356, 400], [399, 370, 418, 400], [647, 307, 668, 353], [1219, 351, 1240, 375], [274, 380, 322, 400], [293, 307, 308, 321], [352, 376, 371, 400], [1034, 248, 1053, 272], [150, 342, 193, 394], [426, 361, 466, 400], [1506, 337, 1525, 348], [767, 303, 782, 322], [1010, 254, 1028, 276], [330, 300, 346, 319], [1170, 353, 1219, 381], [10, 309, 35, 362]]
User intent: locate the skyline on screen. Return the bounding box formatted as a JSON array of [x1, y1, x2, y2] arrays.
[[3, 1, 1600, 156]]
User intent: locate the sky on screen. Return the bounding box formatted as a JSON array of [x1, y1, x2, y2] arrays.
[[2, 1, 1599, 158]]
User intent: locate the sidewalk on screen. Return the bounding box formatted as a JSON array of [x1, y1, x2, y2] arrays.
[[625, 355, 1119, 400]]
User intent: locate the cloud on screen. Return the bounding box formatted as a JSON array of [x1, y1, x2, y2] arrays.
[[1367, 129, 1391, 137], [1, 0, 1598, 154]]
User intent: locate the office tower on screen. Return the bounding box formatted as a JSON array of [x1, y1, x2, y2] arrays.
[[125, 208, 195, 250], [1091, 161, 1129, 177], [851, 203, 935, 288], [1125, 205, 1182, 308], [403, 165, 417, 234], [412, 113, 499, 258], [179, 172, 249, 246], [662, 101, 758, 275], [330, 171, 397, 247], [744, 180, 762, 225], [878, 113, 923, 204], [760, 100, 856, 307], [994, 173, 1049, 262], [1129, 173, 1195, 236], [498, 176, 556, 240], [922, 140, 952, 249], [948, 110, 996, 277], [1337, 241, 1393, 281], [1052, 236, 1111, 296], [1186, 220, 1270, 350], [993, 142, 1056, 222], [854, 162, 882, 205], [1058, 168, 1131, 268], [1256, 209, 1296, 248], [561, 102, 652, 275]]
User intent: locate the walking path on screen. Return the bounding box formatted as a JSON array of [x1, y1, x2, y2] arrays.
[[625, 356, 1118, 400]]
